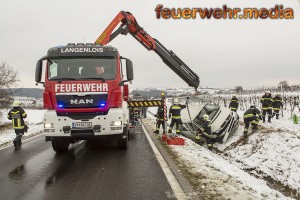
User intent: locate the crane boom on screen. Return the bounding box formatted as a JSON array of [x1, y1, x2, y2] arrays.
[[95, 11, 200, 89]]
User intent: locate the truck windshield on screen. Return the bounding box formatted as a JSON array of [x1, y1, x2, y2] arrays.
[[48, 57, 117, 81]]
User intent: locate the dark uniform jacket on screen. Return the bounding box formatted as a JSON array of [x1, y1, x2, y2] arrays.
[[243, 107, 261, 119], [7, 107, 27, 129], [272, 96, 283, 110], [169, 104, 186, 119], [261, 94, 274, 109], [199, 120, 212, 138], [155, 106, 165, 121], [229, 97, 239, 111]]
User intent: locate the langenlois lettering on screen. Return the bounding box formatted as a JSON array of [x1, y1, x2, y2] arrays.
[[61, 47, 104, 53]]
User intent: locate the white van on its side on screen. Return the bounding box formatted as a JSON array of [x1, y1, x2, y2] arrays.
[[179, 103, 239, 143]]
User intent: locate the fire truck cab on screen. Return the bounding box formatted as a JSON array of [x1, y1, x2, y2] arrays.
[[35, 44, 133, 152]]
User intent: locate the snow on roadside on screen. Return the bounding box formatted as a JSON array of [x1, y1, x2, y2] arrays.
[[147, 106, 299, 199], [171, 138, 292, 200], [215, 109, 300, 197], [0, 109, 46, 147]]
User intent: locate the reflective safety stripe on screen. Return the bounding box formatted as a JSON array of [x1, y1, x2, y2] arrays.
[[172, 116, 181, 119], [202, 132, 213, 138], [22, 112, 27, 117], [171, 106, 181, 109], [11, 111, 20, 114], [251, 121, 259, 124], [176, 130, 180, 132], [243, 114, 254, 118], [244, 128, 248, 131], [273, 108, 280, 111], [17, 118, 20, 128], [262, 107, 273, 110], [207, 144, 213, 147], [230, 107, 237, 110], [231, 100, 238, 102]]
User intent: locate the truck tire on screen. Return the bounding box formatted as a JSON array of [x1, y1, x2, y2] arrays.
[[52, 138, 70, 153], [118, 124, 129, 149]]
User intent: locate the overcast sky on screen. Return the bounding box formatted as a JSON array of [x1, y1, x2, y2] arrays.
[[1, 0, 299, 89]]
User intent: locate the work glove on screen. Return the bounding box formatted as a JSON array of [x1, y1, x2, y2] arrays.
[[211, 134, 217, 139]]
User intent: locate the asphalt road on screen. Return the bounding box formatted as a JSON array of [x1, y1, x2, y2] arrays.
[[0, 130, 175, 200]]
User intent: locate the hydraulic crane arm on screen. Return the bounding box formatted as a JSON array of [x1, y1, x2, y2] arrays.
[[95, 11, 200, 89]]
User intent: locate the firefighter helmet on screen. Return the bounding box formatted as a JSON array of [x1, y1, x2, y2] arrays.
[[250, 105, 256, 109], [12, 101, 21, 107], [173, 98, 179, 104], [202, 114, 209, 121], [265, 91, 271, 94]]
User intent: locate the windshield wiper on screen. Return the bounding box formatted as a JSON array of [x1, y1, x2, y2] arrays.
[[80, 77, 106, 81], [50, 78, 80, 83]]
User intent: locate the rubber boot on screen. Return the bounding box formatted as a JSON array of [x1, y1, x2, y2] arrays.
[[276, 114, 279, 119], [154, 130, 159, 134], [168, 128, 172, 133], [207, 144, 213, 151], [252, 125, 258, 130], [262, 116, 265, 123], [243, 131, 248, 138], [268, 116, 272, 123]]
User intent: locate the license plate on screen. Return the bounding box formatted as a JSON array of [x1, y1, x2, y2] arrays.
[[72, 122, 92, 129]]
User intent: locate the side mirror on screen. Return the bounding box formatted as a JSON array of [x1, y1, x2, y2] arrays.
[[35, 55, 47, 84], [126, 59, 133, 81]]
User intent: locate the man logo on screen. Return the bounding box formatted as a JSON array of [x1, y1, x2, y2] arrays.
[[70, 99, 93, 104]]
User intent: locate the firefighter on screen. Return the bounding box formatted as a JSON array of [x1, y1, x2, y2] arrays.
[[229, 95, 239, 112], [272, 94, 283, 119], [243, 105, 262, 138], [195, 114, 214, 151], [7, 101, 27, 148], [260, 91, 274, 123], [154, 106, 165, 134], [292, 96, 300, 112], [168, 98, 186, 134]]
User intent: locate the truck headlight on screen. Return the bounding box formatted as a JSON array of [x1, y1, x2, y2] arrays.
[[110, 121, 122, 126], [44, 123, 54, 128]]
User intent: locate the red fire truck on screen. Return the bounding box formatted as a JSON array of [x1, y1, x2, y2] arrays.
[[35, 11, 199, 153]]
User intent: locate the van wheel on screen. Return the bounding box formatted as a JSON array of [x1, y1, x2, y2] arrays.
[[52, 138, 69, 153]]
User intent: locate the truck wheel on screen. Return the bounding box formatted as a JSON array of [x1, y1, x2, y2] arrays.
[[118, 125, 129, 149], [52, 138, 69, 153]]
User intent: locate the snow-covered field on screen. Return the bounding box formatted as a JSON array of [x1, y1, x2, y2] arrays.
[[0, 109, 46, 147], [147, 105, 300, 199]]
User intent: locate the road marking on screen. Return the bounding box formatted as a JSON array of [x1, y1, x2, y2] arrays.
[[142, 125, 187, 200]]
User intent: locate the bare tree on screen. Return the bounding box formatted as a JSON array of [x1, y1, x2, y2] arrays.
[[278, 80, 290, 91], [235, 86, 243, 95], [0, 61, 19, 109]]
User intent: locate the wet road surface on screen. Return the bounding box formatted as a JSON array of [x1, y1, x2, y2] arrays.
[[0, 131, 175, 200]]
